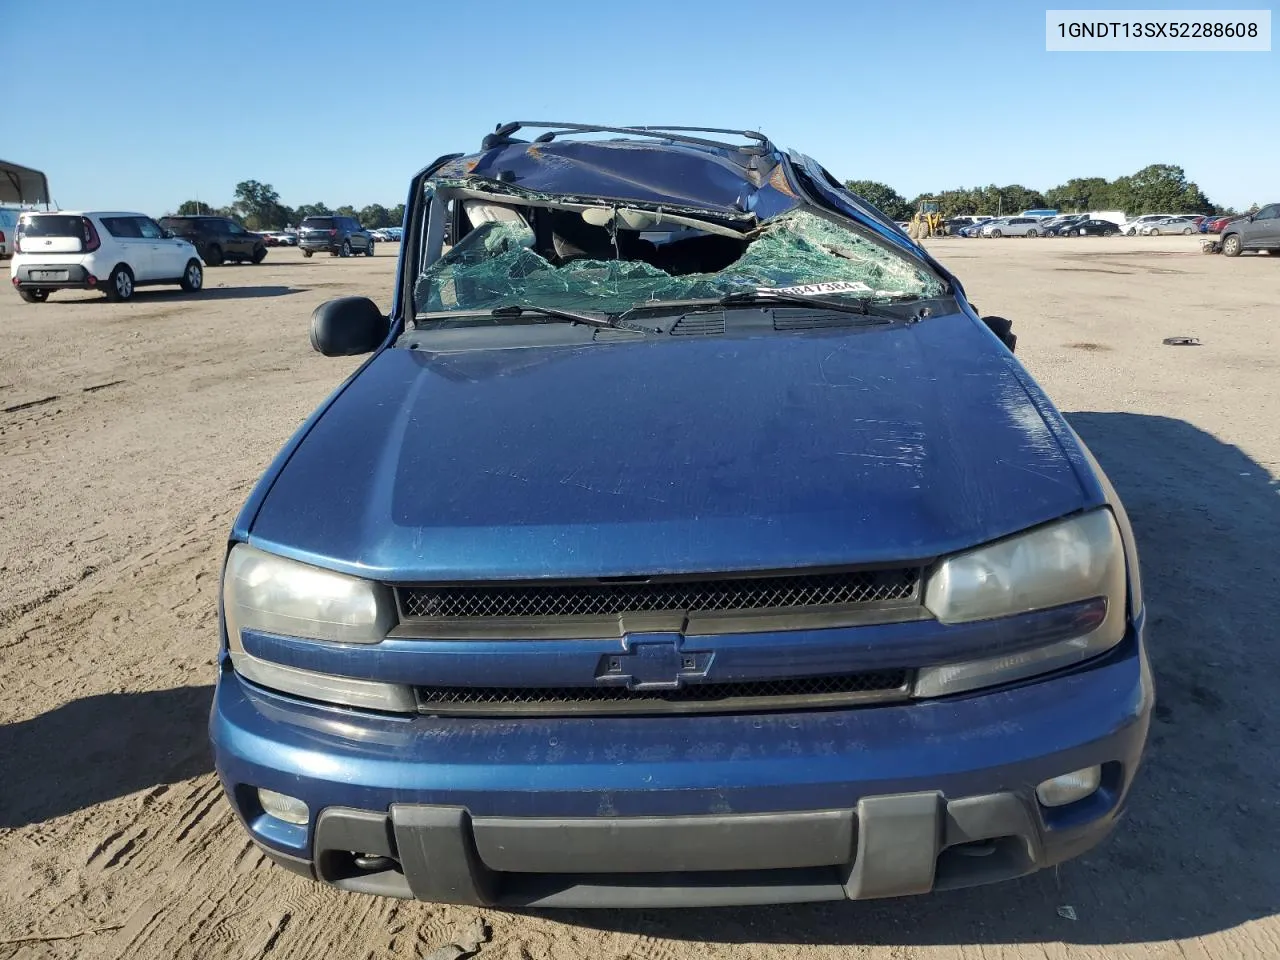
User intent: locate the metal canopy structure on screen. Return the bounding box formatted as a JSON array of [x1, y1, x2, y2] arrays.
[[0, 160, 51, 206]]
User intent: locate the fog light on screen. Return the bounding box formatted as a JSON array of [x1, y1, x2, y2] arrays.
[[258, 788, 309, 825], [1035, 766, 1102, 808]]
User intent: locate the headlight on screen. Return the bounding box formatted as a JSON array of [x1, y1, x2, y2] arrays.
[[915, 510, 1127, 697], [222, 544, 412, 712]]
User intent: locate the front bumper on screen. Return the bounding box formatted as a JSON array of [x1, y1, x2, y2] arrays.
[[12, 264, 95, 290], [210, 629, 1152, 908]]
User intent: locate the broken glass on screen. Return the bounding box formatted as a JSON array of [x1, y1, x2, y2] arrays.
[[415, 210, 943, 316]]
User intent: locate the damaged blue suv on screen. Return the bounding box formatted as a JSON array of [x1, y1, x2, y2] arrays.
[[211, 122, 1152, 908]]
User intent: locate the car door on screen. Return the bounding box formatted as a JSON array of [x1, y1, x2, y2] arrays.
[[139, 216, 189, 277], [1245, 204, 1280, 248], [99, 215, 155, 279], [222, 220, 251, 258]]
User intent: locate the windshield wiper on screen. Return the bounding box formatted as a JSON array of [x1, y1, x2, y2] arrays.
[[716, 290, 898, 320], [490, 304, 661, 334]]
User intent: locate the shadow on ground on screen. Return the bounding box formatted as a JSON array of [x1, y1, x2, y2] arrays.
[[56, 286, 300, 304], [548, 412, 1280, 947], [0, 684, 214, 828]]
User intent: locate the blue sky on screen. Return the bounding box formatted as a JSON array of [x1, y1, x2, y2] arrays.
[[10, 0, 1276, 213]]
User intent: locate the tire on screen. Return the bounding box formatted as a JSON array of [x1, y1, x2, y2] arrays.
[[205, 243, 224, 266], [302, 249, 313, 258], [1222, 234, 1242, 257], [18, 288, 49, 303], [1103, 230, 1114, 237], [340, 240, 352, 258], [1026, 229, 1038, 238], [105, 264, 135, 302], [252, 246, 267, 264], [1149, 229, 1160, 237], [180, 258, 203, 292], [1182, 227, 1193, 235], [1126, 228, 1137, 236], [365, 240, 376, 257], [991, 229, 1002, 238]]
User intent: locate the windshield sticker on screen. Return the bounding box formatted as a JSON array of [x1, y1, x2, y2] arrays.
[[759, 281, 873, 296]]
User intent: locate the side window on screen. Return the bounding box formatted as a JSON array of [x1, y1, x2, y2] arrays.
[[136, 217, 163, 239], [1256, 205, 1278, 220], [101, 216, 142, 239], [226, 221, 246, 235]]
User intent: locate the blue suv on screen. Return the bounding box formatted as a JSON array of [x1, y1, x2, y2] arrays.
[[211, 122, 1152, 909]]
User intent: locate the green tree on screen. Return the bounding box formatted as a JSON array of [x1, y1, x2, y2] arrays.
[[387, 203, 405, 227], [359, 203, 390, 228], [334, 204, 357, 219], [843, 180, 913, 222], [294, 202, 333, 221], [1045, 177, 1113, 213], [176, 199, 216, 216], [233, 180, 291, 230]]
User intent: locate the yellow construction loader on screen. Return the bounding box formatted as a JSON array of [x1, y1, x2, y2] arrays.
[[908, 200, 944, 240]]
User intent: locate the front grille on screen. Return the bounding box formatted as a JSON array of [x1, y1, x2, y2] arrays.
[[416, 669, 911, 716], [398, 568, 919, 621]]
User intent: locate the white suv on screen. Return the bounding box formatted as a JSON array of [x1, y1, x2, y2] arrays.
[[9, 210, 204, 303], [981, 216, 1044, 238]]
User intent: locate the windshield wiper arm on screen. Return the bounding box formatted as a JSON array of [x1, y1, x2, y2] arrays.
[[491, 303, 615, 329], [491, 304, 662, 334], [717, 290, 897, 320]]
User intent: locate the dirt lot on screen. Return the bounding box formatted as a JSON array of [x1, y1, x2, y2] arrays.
[[1, 237, 1277, 959]]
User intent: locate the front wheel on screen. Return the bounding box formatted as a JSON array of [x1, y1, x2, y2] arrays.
[[302, 249, 313, 258], [1126, 228, 1137, 236], [990, 229, 1002, 238], [1103, 230, 1114, 237], [365, 240, 376, 257], [180, 258, 203, 292], [18, 288, 49, 303], [1149, 229, 1160, 236], [252, 246, 267, 264], [1222, 234, 1242, 257], [1182, 227, 1193, 235], [105, 265, 135, 302]]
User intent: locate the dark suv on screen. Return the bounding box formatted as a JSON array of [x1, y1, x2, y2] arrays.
[[158, 216, 266, 266], [298, 216, 375, 258], [1220, 203, 1280, 256]]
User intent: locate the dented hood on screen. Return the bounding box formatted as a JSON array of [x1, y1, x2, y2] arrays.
[[250, 313, 1095, 581]]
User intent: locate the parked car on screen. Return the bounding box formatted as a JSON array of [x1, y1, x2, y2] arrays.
[[0, 207, 19, 259], [10, 211, 203, 302], [982, 216, 1043, 237], [158, 215, 267, 266], [1219, 203, 1280, 256], [210, 120, 1152, 910], [1072, 219, 1122, 237], [1201, 215, 1234, 234], [1041, 215, 1087, 236], [957, 218, 996, 237], [1119, 214, 1172, 236], [298, 215, 375, 257], [262, 231, 296, 247], [1141, 216, 1198, 236]]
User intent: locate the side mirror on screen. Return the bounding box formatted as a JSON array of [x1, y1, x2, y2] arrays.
[[310, 296, 387, 356], [982, 315, 1017, 353], [160, 229, 174, 239]]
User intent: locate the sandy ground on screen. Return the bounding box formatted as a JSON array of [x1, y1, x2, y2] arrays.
[[1, 236, 1277, 959]]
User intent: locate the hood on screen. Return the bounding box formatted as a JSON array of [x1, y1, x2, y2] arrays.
[[249, 313, 1096, 580]]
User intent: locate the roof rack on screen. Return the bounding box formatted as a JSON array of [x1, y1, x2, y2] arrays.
[[483, 122, 775, 155]]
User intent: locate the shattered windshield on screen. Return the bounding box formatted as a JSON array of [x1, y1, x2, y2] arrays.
[[415, 200, 944, 317]]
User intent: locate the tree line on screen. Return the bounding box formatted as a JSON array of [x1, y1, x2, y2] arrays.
[[844, 164, 1240, 223], [169, 180, 405, 231]]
